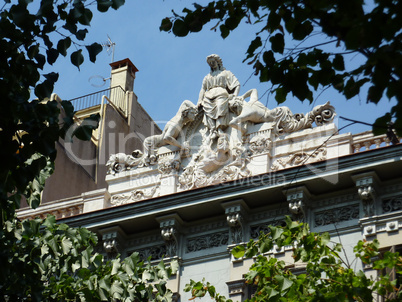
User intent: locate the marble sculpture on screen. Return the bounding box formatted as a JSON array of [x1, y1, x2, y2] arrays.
[[106, 54, 336, 191]]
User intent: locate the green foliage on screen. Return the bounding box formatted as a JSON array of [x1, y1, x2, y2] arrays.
[[161, 0, 402, 135], [186, 217, 402, 301], [0, 215, 178, 301], [0, 0, 125, 222]]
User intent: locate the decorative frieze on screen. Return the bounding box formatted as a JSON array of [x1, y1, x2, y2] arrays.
[[110, 186, 159, 206], [158, 156, 180, 176], [135, 245, 167, 261], [271, 147, 326, 171], [314, 204, 359, 227], [186, 231, 229, 253], [250, 220, 283, 239], [249, 135, 272, 155], [382, 195, 402, 214]]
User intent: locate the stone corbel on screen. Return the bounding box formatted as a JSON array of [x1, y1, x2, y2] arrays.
[[98, 226, 126, 256], [283, 186, 311, 222], [222, 200, 249, 245], [156, 214, 183, 258], [352, 172, 380, 217], [226, 279, 246, 300]]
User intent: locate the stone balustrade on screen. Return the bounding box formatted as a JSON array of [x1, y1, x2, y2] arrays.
[[351, 131, 399, 153]]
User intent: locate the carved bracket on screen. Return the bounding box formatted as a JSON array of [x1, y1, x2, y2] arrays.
[[222, 200, 249, 244], [156, 214, 183, 258], [226, 279, 246, 299], [352, 172, 380, 217], [284, 186, 311, 221], [98, 226, 126, 257]]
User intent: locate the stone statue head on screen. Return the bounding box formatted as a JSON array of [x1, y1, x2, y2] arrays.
[[206, 54, 224, 72], [229, 97, 243, 116], [178, 100, 198, 124]]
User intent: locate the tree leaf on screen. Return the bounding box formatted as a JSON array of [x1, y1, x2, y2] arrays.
[[72, 114, 100, 141], [160, 17, 172, 32], [172, 19, 189, 37], [231, 245, 245, 258], [61, 237, 73, 254], [112, 0, 125, 10], [86, 42, 103, 63], [71, 49, 84, 70], [270, 33, 285, 54], [76, 29, 88, 41]]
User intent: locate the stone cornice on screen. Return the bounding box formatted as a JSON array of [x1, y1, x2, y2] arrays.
[[59, 144, 402, 231]]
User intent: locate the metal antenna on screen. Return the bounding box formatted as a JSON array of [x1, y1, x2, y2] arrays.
[[101, 35, 116, 63]]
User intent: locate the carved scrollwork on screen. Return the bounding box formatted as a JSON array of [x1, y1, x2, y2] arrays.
[[249, 220, 283, 239], [382, 196, 402, 213], [314, 204, 359, 227], [136, 245, 167, 261], [106, 152, 143, 175], [186, 231, 229, 253], [110, 186, 159, 206], [271, 148, 326, 171]]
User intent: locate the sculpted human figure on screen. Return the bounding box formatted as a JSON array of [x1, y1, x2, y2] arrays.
[[197, 54, 240, 140], [229, 89, 335, 135], [142, 100, 198, 162], [197, 133, 230, 173]]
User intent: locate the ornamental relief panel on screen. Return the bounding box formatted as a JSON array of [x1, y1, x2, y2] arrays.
[[106, 54, 336, 194], [314, 204, 359, 227], [110, 186, 159, 206], [248, 135, 272, 155], [133, 245, 167, 261], [250, 220, 284, 239], [382, 195, 402, 213], [186, 231, 229, 253], [271, 147, 326, 171]]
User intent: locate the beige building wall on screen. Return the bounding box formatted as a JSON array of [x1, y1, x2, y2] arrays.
[[37, 58, 161, 204]]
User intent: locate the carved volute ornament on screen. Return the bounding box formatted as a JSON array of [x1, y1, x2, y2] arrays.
[[106, 54, 336, 198]]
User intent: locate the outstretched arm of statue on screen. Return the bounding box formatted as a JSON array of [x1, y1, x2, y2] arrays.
[[240, 89, 258, 105], [197, 88, 205, 107]]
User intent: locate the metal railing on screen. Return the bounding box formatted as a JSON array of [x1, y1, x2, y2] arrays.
[[68, 86, 126, 114]]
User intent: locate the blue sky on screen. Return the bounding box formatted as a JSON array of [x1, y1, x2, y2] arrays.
[[50, 1, 396, 135]]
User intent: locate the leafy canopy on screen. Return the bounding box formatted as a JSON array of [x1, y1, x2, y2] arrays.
[[0, 0, 124, 221], [0, 215, 178, 301], [186, 216, 402, 302], [161, 0, 402, 135]]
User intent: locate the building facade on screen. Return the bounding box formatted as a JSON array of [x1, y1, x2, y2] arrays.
[[18, 56, 402, 301]]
